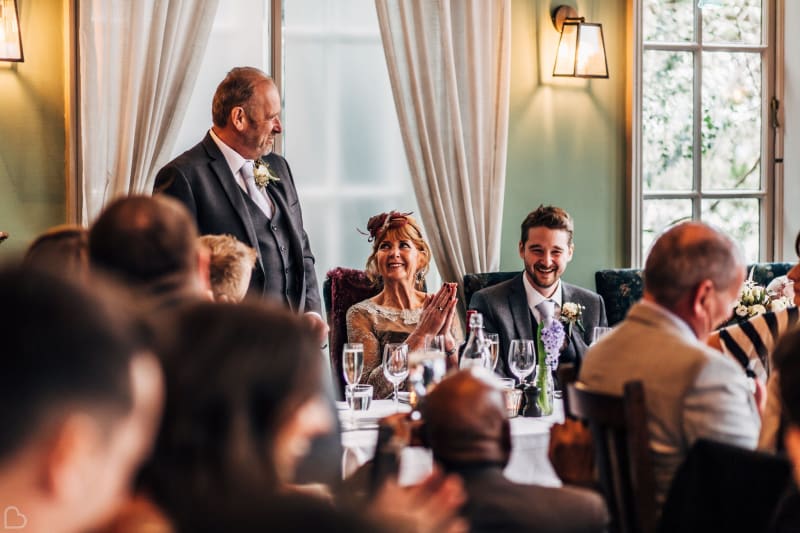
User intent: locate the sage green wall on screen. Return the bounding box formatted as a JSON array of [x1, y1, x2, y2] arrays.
[[0, 0, 66, 256], [500, 0, 627, 291]]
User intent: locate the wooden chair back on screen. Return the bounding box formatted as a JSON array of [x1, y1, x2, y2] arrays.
[[566, 380, 657, 533]]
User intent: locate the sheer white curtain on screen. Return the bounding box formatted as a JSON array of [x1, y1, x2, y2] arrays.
[[77, 0, 219, 224], [374, 0, 511, 287]]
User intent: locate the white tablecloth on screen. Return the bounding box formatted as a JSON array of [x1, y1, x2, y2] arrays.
[[339, 399, 563, 487]]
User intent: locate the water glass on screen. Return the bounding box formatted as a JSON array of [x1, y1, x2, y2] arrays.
[[504, 388, 523, 418], [486, 333, 500, 371], [508, 339, 536, 384], [383, 342, 409, 411], [345, 384, 373, 411], [591, 327, 613, 344]]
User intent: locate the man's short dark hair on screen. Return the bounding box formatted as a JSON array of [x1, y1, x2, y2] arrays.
[[520, 205, 574, 246], [643, 222, 743, 309], [0, 263, 137, 460], [89, 195, 199, 288]]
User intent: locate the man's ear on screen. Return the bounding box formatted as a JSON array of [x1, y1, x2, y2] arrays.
[[692, 279, 714, 316], [196, 245, 212, 296], [42, 414, 101, 503], [518, 241, 524, 259], [230, 106, 247, 132]]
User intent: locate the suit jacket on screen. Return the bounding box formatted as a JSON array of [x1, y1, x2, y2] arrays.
[[579, 301, 760, 508], [469, 273, 607, 378], [453, 465, 608, 533], [154, 133, 320, 314]]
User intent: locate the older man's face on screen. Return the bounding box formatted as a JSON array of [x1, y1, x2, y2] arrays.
[[242, 80, 283, 158]]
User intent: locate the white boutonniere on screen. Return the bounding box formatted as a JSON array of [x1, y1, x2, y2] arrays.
[[560, 301, 585, 336], [253, 159, 280, 188]]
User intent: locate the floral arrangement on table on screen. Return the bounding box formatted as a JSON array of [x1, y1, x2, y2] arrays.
[[253, 159, 280, 188], [729, 269, 795, 324], [534, 319, 565, 416], [560, 301, 585, 337]]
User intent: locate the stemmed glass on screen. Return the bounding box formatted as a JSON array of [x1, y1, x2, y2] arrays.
[[342, 343, 364, 423], [508, 339, 536, 385], [383, 342, 409, 412]]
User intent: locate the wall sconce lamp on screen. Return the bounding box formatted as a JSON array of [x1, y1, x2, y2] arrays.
[[0, 0, 23, 62], [551, 5, 607, 78]]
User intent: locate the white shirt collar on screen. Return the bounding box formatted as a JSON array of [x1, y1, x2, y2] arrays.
[[638, 299, 698, 342], [522, 273, 562, 321], [209, 128, 247, 190]]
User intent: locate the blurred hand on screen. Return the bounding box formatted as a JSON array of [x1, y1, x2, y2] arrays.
[[378, 412, 425, 448], [370, 469, 468, 533], [303, 312, 329, 346], [754, 376, 767, 416]]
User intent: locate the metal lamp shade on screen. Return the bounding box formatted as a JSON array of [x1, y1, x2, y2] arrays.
[[553, 19, 607, 78]]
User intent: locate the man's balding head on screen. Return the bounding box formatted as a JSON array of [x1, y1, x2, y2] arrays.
[[89, 195, 201, 289], [423, 369, 511, 469]]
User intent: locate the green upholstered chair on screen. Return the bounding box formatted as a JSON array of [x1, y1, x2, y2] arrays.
[[463, 271, 518, 308]]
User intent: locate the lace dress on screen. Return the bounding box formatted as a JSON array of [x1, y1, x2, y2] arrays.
[[345, 299, 462, 399]]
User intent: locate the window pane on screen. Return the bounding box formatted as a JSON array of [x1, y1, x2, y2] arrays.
[[702, 0, 762, 45], [643, 0, 694, 42], [642, 199, 693, 258], [701, 52, 762, 190], [702, 198, 760, 262], [642, 51, 694, 192]]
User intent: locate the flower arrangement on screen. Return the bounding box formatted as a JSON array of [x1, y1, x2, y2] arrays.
[[253, 160, 280, 188], [730, 269, 794, 323], [533, 319, 565, 417], [560, 301, 585, 336]]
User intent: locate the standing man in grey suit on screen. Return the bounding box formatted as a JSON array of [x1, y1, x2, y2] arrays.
[[580, 221, 760, 508], [154, 66, 326, 342], [469, 205, 607, 379]]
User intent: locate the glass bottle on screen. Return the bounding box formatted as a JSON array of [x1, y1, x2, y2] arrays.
[[459, 312, 490, 369]]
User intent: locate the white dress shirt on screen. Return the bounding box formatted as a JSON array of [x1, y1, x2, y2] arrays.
[[522, 274, 562, 323], [208, 128, 273, 217]]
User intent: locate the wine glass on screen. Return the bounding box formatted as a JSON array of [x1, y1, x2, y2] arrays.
[[508, 339, 536, 385], [423, 334, 447, 387], [383, 342, 409, 412], [342, 343, 364, 424], [485, 333, 500, 371]]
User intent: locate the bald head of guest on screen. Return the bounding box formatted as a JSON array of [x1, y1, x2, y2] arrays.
[[643, 221, 745, 339], [423, 369, 511, 469], [89, 195, 209, 298]]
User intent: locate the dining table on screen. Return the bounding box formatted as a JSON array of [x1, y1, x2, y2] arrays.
[[339, 398, 564, 487]]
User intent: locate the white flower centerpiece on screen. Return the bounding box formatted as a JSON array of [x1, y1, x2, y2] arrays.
[[731, 268, 795, 323]]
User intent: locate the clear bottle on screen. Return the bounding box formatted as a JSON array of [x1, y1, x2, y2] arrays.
[[459, 312, 490, 369]]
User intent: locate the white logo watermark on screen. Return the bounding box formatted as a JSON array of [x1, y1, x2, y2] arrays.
[[4, 506, 27, 529]]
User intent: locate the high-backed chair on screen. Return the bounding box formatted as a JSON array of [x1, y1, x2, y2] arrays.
[[323, 267, 381, 399], [595, 262, 795, 326], [566, 380, 657, 533], [463, 271, 518, 307]]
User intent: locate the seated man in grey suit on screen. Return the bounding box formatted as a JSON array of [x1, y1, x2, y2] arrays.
[[580, 221, 761, 510], [470, 205, 607, 378], [379, 369, 608, 533]]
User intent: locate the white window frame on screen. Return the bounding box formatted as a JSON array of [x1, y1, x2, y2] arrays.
[[629, 0, 781, 266]]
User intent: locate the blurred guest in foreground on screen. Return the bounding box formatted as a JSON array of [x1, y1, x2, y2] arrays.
[[377, 369, 607, 532], [770, 325, 800, 531], [580, 221, 760, 509], [0, 264, 163, 533], [709, 230, 800, 451], [140, 300, 465, 533], [89, 195, 212, 311], [23, 224, 89, 280], [199, 234, 257, 302], [347, 211, 462, 398]]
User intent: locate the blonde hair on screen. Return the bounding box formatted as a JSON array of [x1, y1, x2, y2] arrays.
[[199, 235, 258, 302], [364, 214, 430, 288]]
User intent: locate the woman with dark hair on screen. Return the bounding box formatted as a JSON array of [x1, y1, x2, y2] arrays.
[[347, 212, 463, 398], [134, 300, 466, 533]]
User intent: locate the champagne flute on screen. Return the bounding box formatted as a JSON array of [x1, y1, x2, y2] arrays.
[[342, 343, 364, 424], [383, 342, 409, 412], [508, 339, 536, 385], [485, 333, 500, 371], [423, 334, 447, 387]]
